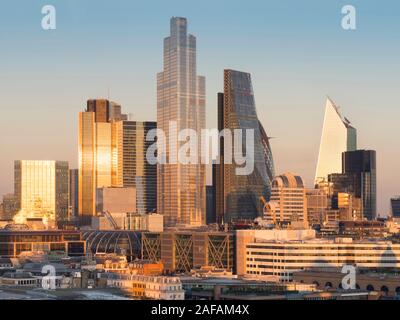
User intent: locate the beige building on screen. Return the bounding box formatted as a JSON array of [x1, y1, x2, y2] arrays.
[[107, 274, 184, 300], [237, 229, 400, 282], [266, 173, 307, 227]]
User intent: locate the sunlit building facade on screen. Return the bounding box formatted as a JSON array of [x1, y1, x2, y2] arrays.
[[215, 70, 275, 223], [315, 97, 357, 184], [14, 160, 69, 222], [78, 99, 126, 223], [268, 172, 307, 226], [157, 17, 206, 226], [112, 120, 157, 214]]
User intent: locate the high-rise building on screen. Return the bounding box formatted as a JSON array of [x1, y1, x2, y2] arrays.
[[112, 121, 157, 214], [14, 160, 69, 222], [215, 70, 275, 223], [69, 169, 79, 221], [315, 97, 357, 184], [78, 99, 127, 223], [268, 172, 307, 226], [157, 17, 206, 226], [342, 150, 377, 220], [1, 194, 18, 220], [391, 197, 400, 218]]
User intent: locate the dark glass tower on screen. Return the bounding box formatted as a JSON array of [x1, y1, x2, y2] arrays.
[[342, 150, 377, 220], [215, 70, 275, 223]]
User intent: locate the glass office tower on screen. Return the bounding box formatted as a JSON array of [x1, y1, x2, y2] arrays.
[[157, 17, 206, 226], [315, 97, 357, 184], [78, 99, 126, 223], [14, 160, 69, 222], [112, 120, 157, 214], [215, 69, 275, 223], [342, 150, 377, 220]]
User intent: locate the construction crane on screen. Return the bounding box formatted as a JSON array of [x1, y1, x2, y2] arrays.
[[103, 211, 119, 230], [260, 196, 278, 227]]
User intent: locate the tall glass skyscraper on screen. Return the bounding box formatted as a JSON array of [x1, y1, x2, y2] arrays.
[[315, 97, 357, 184], [14, 160, 69, 222], [215, 70, 275, 223], [78, 99, 126, 223], [157, 17, 206, 226]]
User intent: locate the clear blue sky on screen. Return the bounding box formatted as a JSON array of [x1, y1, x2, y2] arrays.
[[1, 0, 399, 215]]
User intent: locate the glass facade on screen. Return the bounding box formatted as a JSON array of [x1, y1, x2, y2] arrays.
[[216, 70, 275, 222], [315, 97, 357, 184], [157, 17, 206, 226], [78, 99, 127, 222], [14, 160, 69, 222], [113, 121, 157, 214], [342, 150, 377, 220]]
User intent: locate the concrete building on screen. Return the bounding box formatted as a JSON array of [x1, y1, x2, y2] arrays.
[[294, 268, 400, 298], [236, 229, 400, 282], [267, 173, 307, 227], [107, 274, 184, 300]]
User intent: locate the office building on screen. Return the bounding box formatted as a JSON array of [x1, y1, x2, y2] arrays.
[[14, 160, 69, 222], [391, 197, 400, 218], [215, 70, 275, 223], [0, 230, 86, 257], [206, 185, 216, 224], [78, 99, 126, 223], [142, 231, 234, 273], [69, 169, 79, 221], [315, 97, 357, 184], [342, 150, 377, 220], [267, 172, 307, 226], [236, 229, 400, 282], [157, 17, 206, 227], [1, 193, 18, 220], [112, 120, 157, 214]]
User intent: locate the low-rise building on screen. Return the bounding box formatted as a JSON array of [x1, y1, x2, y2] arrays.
[[237, 229, 400, 282], [106, 274, 184, 300]]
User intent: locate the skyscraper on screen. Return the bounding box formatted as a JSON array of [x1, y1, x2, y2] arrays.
[[69, 169, 79, 220], [157, 17, 206, 226], [112, 120, 157, 214], [215, 70, 275, 223], [391, 197, 400, 218], [14, 160, 69, 222], [342, 150, 377, 220], [315, 97, 357, 184], [78, 99, 126, 223]]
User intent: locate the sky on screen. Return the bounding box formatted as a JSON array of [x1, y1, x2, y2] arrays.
[[0, 0, 399, 215]]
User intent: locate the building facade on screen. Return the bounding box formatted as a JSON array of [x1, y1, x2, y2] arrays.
[[14, 160, 69, 222], [315, 97, 357, 184], [267, 172, 307, 226], [157, 17, 206, 227], [112, 120, 157, 214], [78, 99, 126, 223], [342, 150, 377, 220], [241, 237, 400, 282], [215, 70, 275, 223], [69, 169, 79, 221], [391, 197, 400, 218]]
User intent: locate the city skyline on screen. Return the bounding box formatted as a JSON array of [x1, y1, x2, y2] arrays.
[[1, 0, 400, 215]]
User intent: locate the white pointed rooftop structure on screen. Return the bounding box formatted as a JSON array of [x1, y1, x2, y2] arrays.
[[314, 97, 357, 184]]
